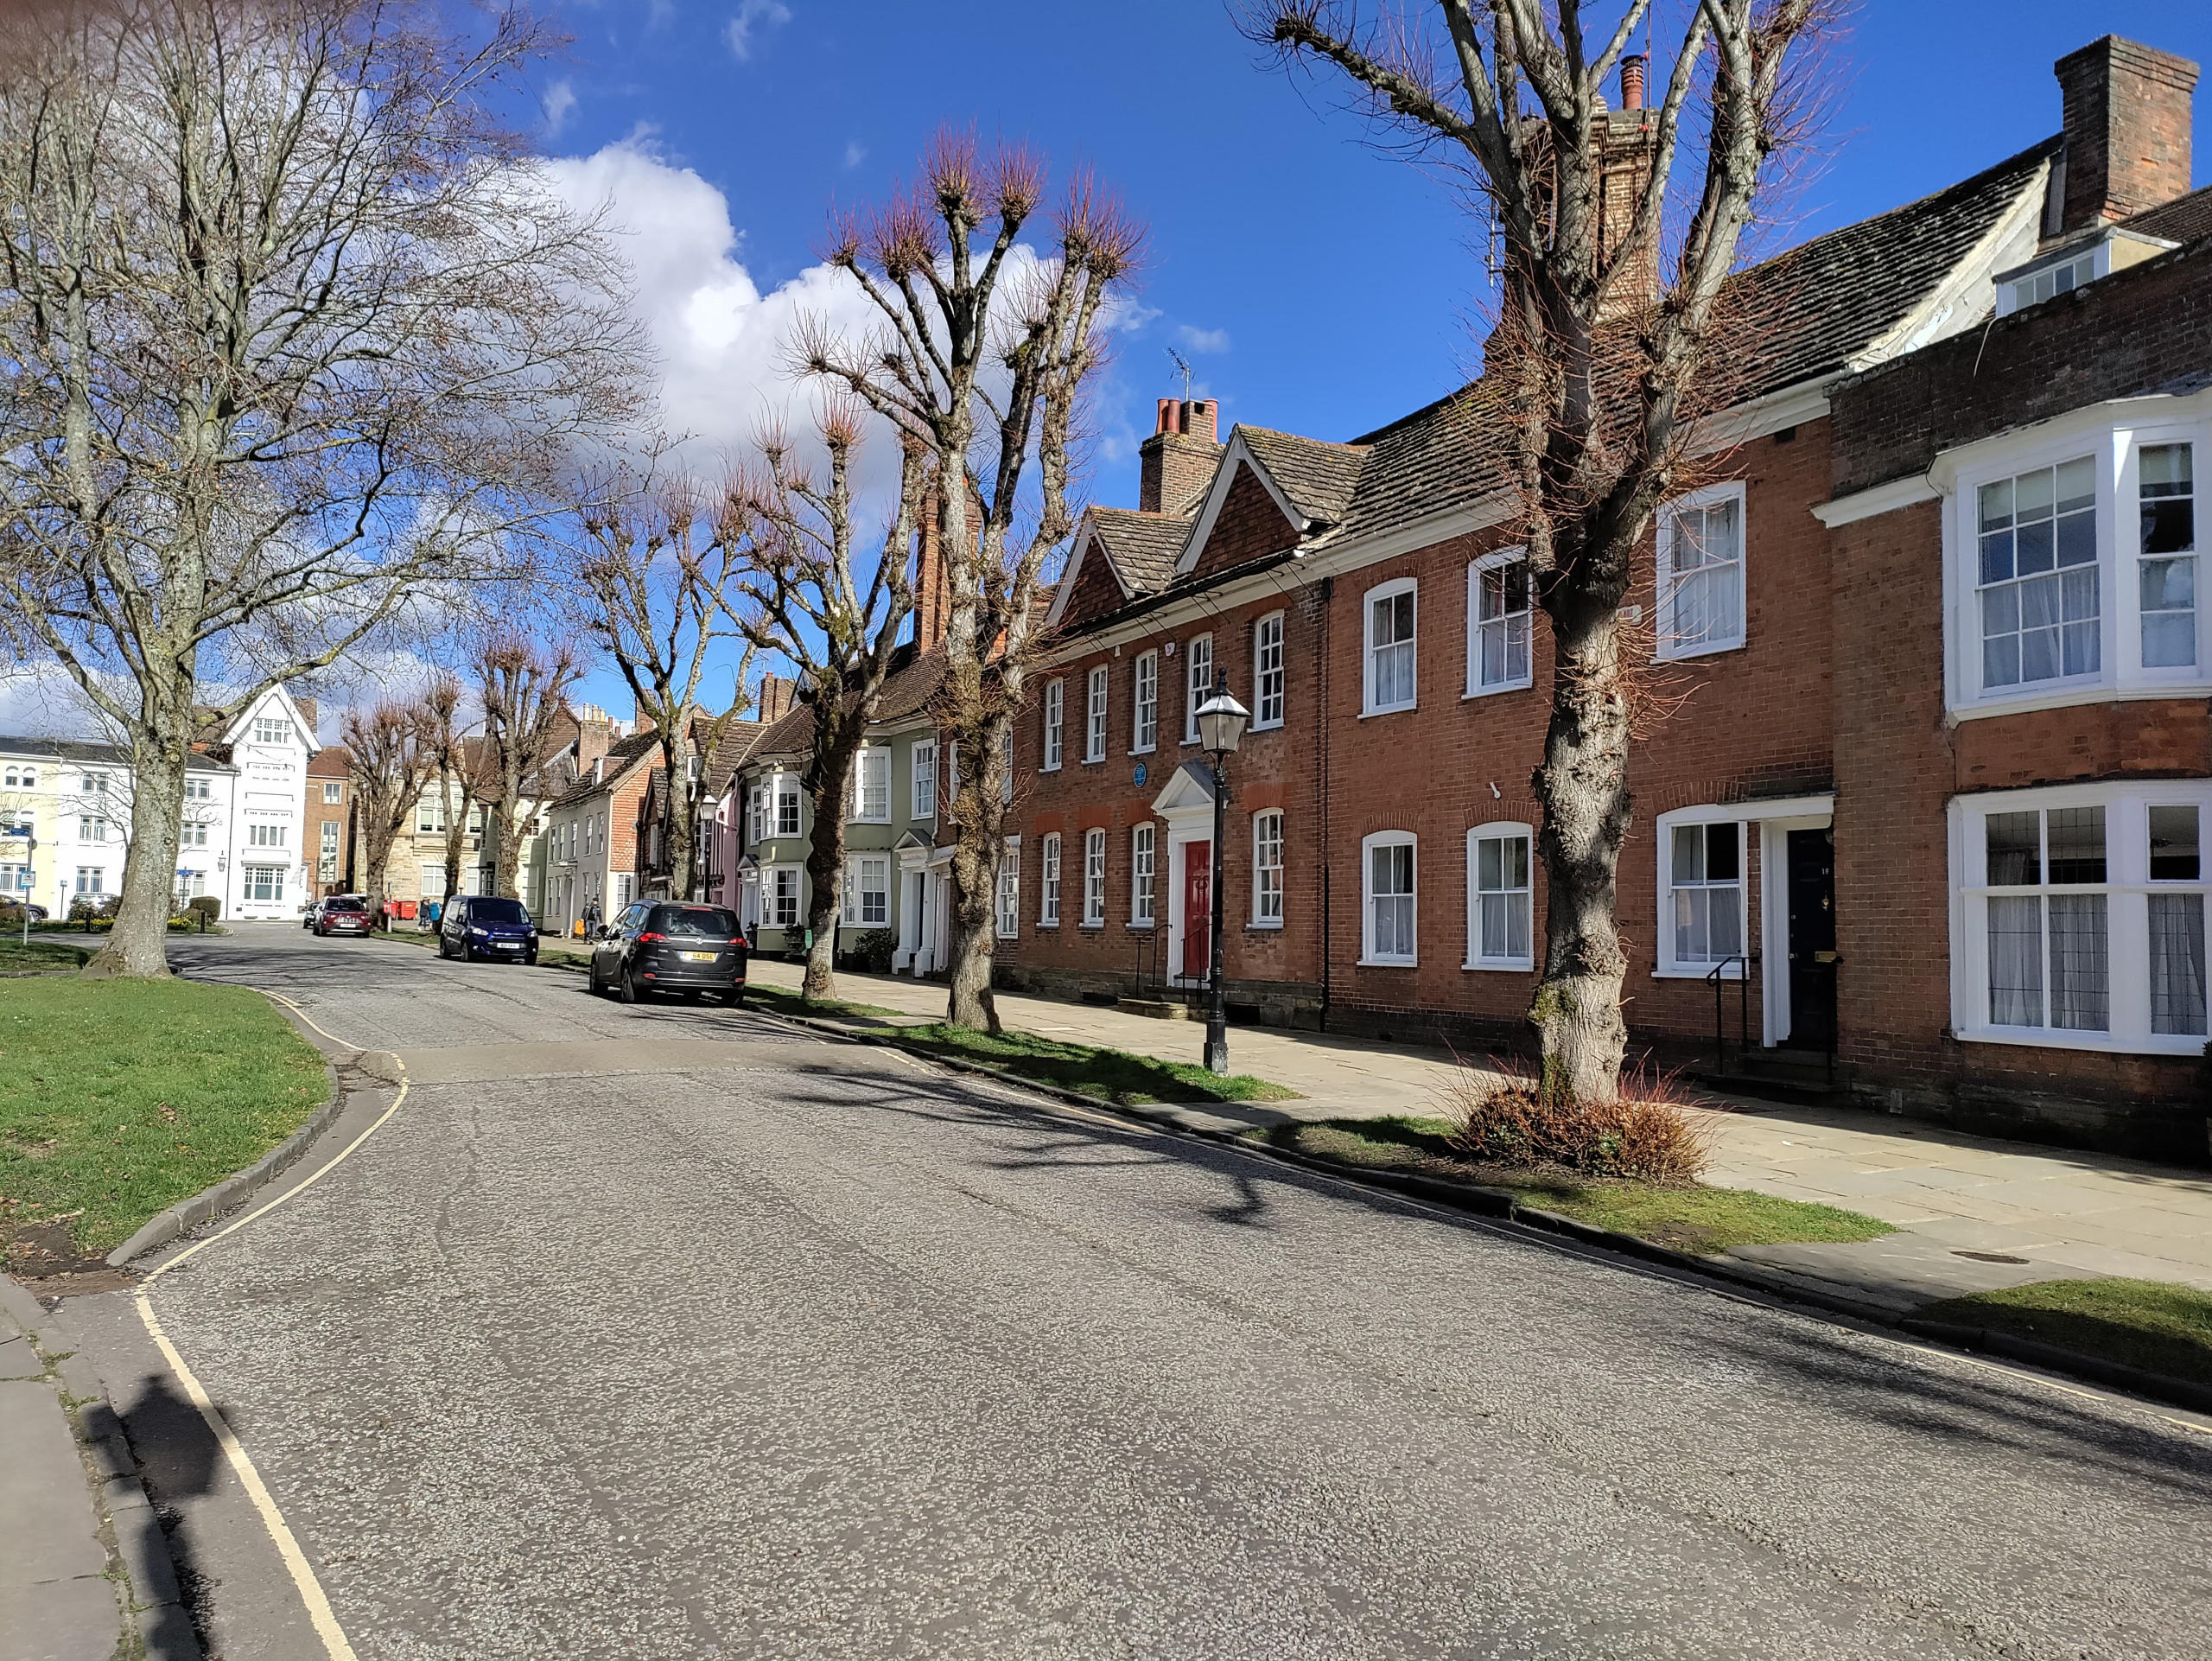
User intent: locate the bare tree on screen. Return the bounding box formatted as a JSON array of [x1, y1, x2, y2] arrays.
[[724, 407, 923, 1002], [418, 673, 482, 907], [570, 468, 756, 901], [476, 633, 582, 904], [343, 697, 436, 924], [1250, 0, 1827, 1102], [0, 0, 642, 977], [804, 137, 1140, 1030]]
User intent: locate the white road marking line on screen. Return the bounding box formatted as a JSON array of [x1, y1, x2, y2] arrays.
[[132, 1055, 412, 1661]]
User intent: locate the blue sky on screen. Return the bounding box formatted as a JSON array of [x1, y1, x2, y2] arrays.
[[521, 1, 2209, 726]]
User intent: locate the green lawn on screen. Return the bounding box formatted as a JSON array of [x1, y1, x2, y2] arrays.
[[1248, 1116, 1895, 1257], [0, 978, 329, 1251], [0, 937, 90, 973], [1918, 1277, 2212, 1386], [741, 983, 906, 1021]]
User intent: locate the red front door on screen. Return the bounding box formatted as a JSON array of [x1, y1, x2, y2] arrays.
[[1182, 842, 1211, 981]]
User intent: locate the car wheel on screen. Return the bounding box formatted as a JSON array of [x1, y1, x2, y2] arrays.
[[524, 951, 537, 968], [617, 966, 639, 1005]]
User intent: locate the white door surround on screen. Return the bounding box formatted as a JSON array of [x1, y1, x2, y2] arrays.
[[1151, 762, 1218, 989]]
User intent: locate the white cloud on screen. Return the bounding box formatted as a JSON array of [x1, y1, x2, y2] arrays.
[[543, 136, 909, 500], [541, 79, 577, 140], [1174, 323, 1231, 355], [842, 139, 866, 169], [723, 0, 791, 61]]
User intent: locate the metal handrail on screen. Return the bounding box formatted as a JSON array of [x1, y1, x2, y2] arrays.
[[1705, 952, 1760, 1075]]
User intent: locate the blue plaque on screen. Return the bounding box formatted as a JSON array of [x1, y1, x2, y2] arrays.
[[1132, 761, 1147, 787]]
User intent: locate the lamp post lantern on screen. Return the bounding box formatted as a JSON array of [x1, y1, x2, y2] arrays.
[[1194, 671, 1249, 1074]]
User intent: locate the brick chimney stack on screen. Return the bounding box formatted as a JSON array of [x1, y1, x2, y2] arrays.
[[1138, 398, 1224, 515], [2052, 36, 2198, 238], [752, 673, 796, 727], [1594, 89, 1661, 320], [911, 485, 952, 652], [574, 707, 613, 778]]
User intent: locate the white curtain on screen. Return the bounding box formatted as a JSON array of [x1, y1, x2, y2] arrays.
[[2046, 894, 2108, 1032], [1987, 895, 2044, 1026], [2149, 893, 2208, 1035]]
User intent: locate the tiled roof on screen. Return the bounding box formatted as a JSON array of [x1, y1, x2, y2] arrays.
[[550, 729, 661, 808], [1237, 427, 1370, 527], [1090, 509, 1190, 595], [737, 644, 950, 771], [0, 734, 240, 773], [1322, 137, 2057, 549], [2123, 183, 2212, 249]]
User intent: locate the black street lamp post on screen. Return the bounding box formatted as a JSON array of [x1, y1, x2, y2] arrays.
[[1194, 671, 1250, 1075]]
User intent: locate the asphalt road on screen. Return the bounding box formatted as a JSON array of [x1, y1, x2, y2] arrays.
[[56, 925, 2212, 1659]]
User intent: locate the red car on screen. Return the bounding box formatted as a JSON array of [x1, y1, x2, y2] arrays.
[[315, 896, 372, 937]]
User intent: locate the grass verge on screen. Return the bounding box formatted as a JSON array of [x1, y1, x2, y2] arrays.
[[1248, 1116, 1893, 1257], [1918, 1277, 2212, 1386], [890, 1021, 1298, 1107], [0, 978, 329, 1251], [742, 983, 906, 1021], [0, 937, 91, 973]]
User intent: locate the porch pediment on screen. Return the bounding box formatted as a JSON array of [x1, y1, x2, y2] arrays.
[[1150, 760, 1217, 819]]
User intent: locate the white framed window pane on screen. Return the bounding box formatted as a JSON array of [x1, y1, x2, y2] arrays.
[[1133, 824, 1154, 923], [1255, 616, 1285, 725], [2047, 894, 2108, 1031], [2140, 442, 2196, 669], [1370, 589, 1415, 706], [1084, 830, 1106, 923], [1186, 638, 1212, 740], [996, 850, 1020, 938], [1255, 811, 1284, 922], [912, 743, 938, 819], [1135, 653, 1157, 750], [1663, 500, 1743, 652], [1369, 842, 1414, 958], [1042, 834, 1061, 924], [2150, 893, 2208, 1035], [1087, 669, 1108, 760], [1044, 682, 1063, 769], [1978, 457, 2099, 689], [1475, 831, 1531, 960]]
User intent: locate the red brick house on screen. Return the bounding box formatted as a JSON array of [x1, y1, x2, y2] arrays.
[[988, 35, 2211, 1161]]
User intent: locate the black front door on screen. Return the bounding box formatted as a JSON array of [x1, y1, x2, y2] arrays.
[[1784, 827, 1838, 1049]]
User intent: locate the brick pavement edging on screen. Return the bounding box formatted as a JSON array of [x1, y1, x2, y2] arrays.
[[0, 1276, 204, 1659], [756, 1002, 2212, 1423]]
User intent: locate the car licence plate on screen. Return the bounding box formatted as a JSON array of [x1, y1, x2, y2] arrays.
[[679, 951, 715, 963], [494, 940, 521, 950]]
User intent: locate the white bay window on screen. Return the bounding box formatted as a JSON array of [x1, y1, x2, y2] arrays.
[[1951, 783, 2212, 1053]]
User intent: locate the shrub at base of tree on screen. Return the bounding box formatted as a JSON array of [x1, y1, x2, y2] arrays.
[[1445, 1060, 1715, 1183]]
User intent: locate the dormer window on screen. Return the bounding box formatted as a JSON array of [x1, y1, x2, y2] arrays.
[[2006, 251, 2094, 313]]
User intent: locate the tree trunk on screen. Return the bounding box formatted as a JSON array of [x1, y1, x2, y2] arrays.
[[1529, 602, 1633, 1102], [944, 709, 1007, 1033], [83, 679, 192, 979], [800, 729, 864, 1002]]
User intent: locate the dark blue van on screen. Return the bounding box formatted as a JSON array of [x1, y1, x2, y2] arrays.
[[437, 894, 539, 965]]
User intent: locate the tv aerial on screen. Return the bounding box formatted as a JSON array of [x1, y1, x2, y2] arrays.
[[1166, 346, 1194, 400]]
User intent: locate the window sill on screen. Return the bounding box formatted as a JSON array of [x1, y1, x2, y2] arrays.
[[1079, 921, 1105, 932], [1359, 703, 1417, 720], [1651, 965, 1745, 981], [1039, 764, 1060, 774], [1955, 1024, 2207, 1058], [1249, 719, 1284, 735], [1464, 958, 1534, 973], [1463, 679, 1532, 702], [1126, 920, 1156, 931], [1357, 955, 1417, 969], [1082, 757, 1105, 767], [1130, 745, 1157, 757], [1037, 920, 1059, 930], [1654, 638, 1746, 665], [1247, 919, 1284, 932]]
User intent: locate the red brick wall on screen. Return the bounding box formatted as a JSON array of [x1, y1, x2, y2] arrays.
[[1320, 423, 1835, 1051], [1187, 465, 1300, 583]]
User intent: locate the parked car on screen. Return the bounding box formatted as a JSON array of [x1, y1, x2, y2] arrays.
[[302, 894, 363, 931], [437, 894, 539, 964], [590, 902, 747, 1005], [314, 895, 372, 938], [0, 900, 49, 923]]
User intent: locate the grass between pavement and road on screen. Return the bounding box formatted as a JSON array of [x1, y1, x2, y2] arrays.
[[741, 983, 1297, 1106], [1920, 1277, 2212, 1387], [0, 977, 328, 1253], [1249, 1115, 1898, 1256]]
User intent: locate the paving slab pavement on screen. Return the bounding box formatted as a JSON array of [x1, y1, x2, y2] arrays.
[[759, 958, 2212, 1300], [0, 1327, 121, 1661]]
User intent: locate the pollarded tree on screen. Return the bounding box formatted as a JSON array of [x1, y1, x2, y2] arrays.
[[723, 406, 924, 1002], [0, 0, 641, 977], [804, 138, 1140, 1031], [418, 673, 484, 908], [476, 633, 583, 902], [569, 465, 758, 901], [1249, 0, 1827, 1102], [344, 697, 437, 922]]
